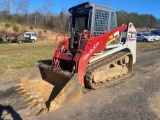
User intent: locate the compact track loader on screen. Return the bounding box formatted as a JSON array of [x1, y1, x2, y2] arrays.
[[15, 2, 137, 116]]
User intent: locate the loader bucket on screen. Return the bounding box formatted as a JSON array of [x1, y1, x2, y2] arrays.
[[14, 63, 83, 116]]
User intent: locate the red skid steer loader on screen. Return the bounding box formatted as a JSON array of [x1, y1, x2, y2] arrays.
[[15, 2, 137, 116]]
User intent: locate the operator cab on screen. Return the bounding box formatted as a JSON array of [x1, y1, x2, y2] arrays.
[[69, 2, 117, 49]]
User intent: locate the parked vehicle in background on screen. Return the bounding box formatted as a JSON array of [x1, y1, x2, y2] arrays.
[[23, 32, 37, 43], [136, 32, 160, 42], [146, 33, 160, 41], [0, 33, 23, 43], [151, 30, 160, 36], [0, 34, 3, 43], [151, 34, 160, 41], [138, 31, 150, 35], [0, 32, 37, 44]]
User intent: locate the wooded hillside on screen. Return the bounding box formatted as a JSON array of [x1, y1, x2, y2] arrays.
[[0, 0, 159, 31]]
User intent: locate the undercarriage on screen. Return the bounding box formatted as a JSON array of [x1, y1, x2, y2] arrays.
[[85, 51, 133, 89]]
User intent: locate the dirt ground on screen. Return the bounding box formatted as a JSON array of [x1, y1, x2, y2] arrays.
[[0, 49, 160, 120]]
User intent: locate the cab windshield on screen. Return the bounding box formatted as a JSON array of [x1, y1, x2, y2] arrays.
[[72, 10, 89, 34]]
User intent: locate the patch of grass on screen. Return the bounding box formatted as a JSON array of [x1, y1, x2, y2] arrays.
[[0, 41, 55, 80], [137, 41, 160, 52], [5, 22, 10, 27], [43, 29, 47, 33], [0, 70, 5, 75], [23, 29, 28, 32], [13, 25, 19, 32], [3, 20, 15, 27], [0, 40, 160, 82], [30, 26, 33, 30], [2, 20, 10, 24]]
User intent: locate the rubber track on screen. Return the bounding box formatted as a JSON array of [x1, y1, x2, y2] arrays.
[[85, 51, 133, 89]]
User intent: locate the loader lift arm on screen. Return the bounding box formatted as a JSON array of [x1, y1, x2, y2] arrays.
[[52, 24, 128, 86]]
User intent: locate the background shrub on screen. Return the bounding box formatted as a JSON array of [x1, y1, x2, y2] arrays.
[[13, 25, 19, 32], [5, 22, 10, 27], [30, 26, 33, 30]]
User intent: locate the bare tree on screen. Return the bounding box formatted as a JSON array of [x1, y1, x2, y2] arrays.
[[0, 1, 4, 11], [16, 0, 29, 24], [42, 0, 54, 25], [0, 0, 15, 20], [3, 0, 15, 15], [59, 7, 70, 30], [42, 0, 54, 15]]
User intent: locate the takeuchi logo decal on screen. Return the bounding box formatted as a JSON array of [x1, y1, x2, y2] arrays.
[[83, 42, 99, 60]]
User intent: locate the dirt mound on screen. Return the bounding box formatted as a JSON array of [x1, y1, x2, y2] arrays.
[[0, 22, 67, 41]]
